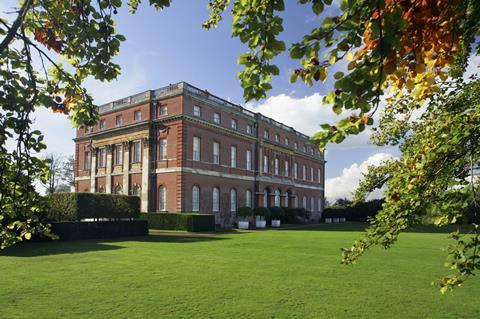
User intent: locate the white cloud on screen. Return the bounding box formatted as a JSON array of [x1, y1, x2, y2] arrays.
[[325, 152, 396, 201]]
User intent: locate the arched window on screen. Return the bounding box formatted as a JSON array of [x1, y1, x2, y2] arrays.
[[310, 197, 315, 212], [263, 189, 268, 207], [284, 192, 289, 207], [230, 188, 237, 212], [132, 185, 140, 197], [114, 184, 123, 195], [159, 186, 166, 211], [246, 189, 252, 208], [212, 187, 220, 212], [192, 185, 200, 212], [274, 189, 280, 206], [303, 196, 307, 209]]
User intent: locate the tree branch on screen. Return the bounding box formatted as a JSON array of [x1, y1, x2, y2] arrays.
[[0, 0, 32, 54]]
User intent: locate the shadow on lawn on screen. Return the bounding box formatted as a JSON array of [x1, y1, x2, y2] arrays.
[[282, 222, 474, 234], [2, 234, 229, 257]]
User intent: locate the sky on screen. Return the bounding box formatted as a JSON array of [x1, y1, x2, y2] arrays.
[[1, 0, 404, 201]]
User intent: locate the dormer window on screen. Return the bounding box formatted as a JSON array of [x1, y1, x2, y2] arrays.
[[99, 119, 106, 130], [193, 105, 201, 117], [275, 134, 280, 143], [231, 119, 238, 130], [115, 115, 123, 127], [213, 112, 221, 124], [285, 137, 289, 146], [246, 124, 252, 135], [264, 129, 269, 139], [303, 144, 307, 153], [294, 142, 298, 150], [134, 110, 141, 121]]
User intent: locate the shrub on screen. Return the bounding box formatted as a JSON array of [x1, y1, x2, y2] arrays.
[[283, 208, 301, 224], [269, 206, 285, 220], [323, 199, 384, 222], [45, 220, 148, 240], [46, 193, 140, 221], [140, 212, 215, 232], [237, 206, 254, 219], [254, 206, 270, 218]]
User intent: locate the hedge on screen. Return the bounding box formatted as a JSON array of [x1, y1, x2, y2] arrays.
[[34, 220, 148, 241], [46, 193, 140, 221], [140, 212, 215, 232], [323, 199, 384, 222], [269, 206, 285, 219]]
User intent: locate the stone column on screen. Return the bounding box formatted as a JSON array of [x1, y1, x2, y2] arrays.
[[123, 141, 130, 195], [106, 145, 113, 193], [141, 138, 150, 212], [90, 147, 97, 192]]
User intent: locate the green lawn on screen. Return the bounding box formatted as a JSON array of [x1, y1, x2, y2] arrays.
[[1, 223, 479, 318]]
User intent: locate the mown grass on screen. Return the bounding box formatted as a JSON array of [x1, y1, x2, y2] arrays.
[[1, 223, 479, 318]]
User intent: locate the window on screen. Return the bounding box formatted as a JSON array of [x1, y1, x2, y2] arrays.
[[230, 189, 237, 212], [263, 129, 269, 139], [212, 187, 220, 212], [114, 144, 123, 165], [159, 186, 166, 211], [311, 197, 315, 212], [310, 147, 314, 155], [134, 110, 141, 121], [285, 160, 289, 177], [275, 134, 280, 143], [263, 155, 269, 173], [246, 150, 252, 170], [114, 185, 123, 195], [285, 137, 289, 146], [310, 167, 314, 182], [213, 112, 221, 124], [192, 185, 200, 211], [246, 124, 252, 135], [294, 162, 298, 179], [303, 165, 307, 180], [274, 189, 280, 206], [303, 196, 307, 209], [133, 141, 141, 163], [318, 197, 323, 212], [230, 146, 237, 168], [294, 142, 298, 150], [246, 190, 252, 207], [85, 126, 93, 134], [159, 139, 167, 160], [193, 105, 201, 117], [132, 185, 140, 197], [318, 168, 322, 183], [274, 158, 279, 175], [159, 105, 168, 116], [213, 142, 220, 164], [303, 144, 307, 153], [98, 147, 106, 167], [193, 137, 201, 161], [263, 189, 268, 207], [115, 115, 123, 127], [231, 119, 238, 130], [99, 119, 106, 130], [284, 192, 289, 207], [84, 151, 91, 170]]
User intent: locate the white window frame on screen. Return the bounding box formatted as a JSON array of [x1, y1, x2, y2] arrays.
[[303, 196, 307, 209], [311, 197, 315, 212], [115, 115, 123, 127], [263, 189, 268, 207], [294, 162, 298, 179], [213, 112, 221, 124], [193, 136, 201, 161], [134, 110, 141, 121], [133, 141, 141, 163], [263, 155, 269, 173], [114, 144, 123, 165], [159, 186, 166, 211], [246, 150, 252, 170], [99, 119, 106, 130], [285, 160, 289, 177], [274, 189, 280, 207], [294, 142, 298, 150], [193, 105, 201, 117], [310, 167, 314, 182], [284, 192, 289, 207], [192, 185, 200, 212], [274, 158, 279, 175], [230, 145, 237, 168], [159, 139, 167, 160], [246, 124, 252, 135], [264, 129, 269, 139], [285, 137, 289, 146], [230, 188, 237, 212], [231, 119, 238, 130], [303, 165, 307, 180], [246, 190, 252, 208], [213, 142, 220, 165], [98, 147, 106, 167], [84, 151, 91, 170], [275, 134, 280, 143], [318, 168, 322, 183], [212, 187, 220, 212], [159, 105, 168, 116]]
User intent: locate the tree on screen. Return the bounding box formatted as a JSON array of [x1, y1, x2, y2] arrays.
[[60, 155, 75, 190], [41, 153, 64, 194]]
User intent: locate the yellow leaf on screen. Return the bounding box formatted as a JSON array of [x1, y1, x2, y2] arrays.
[[329, 54, 337, 64], [346, 51, 354, 62], [440, 286, 448, 295], [24, 232, 32, 240]]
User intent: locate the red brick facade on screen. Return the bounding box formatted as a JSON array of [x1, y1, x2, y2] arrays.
[[74, 82, 325, 226]]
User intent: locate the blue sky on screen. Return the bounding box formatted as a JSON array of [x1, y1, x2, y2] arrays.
[[1, 0, 402, 200]]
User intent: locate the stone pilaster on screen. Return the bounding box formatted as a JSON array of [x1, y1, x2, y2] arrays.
[[105, 145, 113, 193], [90, 147, 97, 192], [123, 141, 130, 195], [141, 138, 150, 212]]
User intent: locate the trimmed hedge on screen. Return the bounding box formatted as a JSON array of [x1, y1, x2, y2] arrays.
[[41, 220, 148, 240], [140, 212, 215, 232], [269, 206, 285, 219], [237, 206, 254, 219], [323, 199, 384, 222], [254, 207, 270, 217], [46, 193, 140, 221]]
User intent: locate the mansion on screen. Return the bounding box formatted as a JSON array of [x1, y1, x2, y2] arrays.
[[74, 82, 325, 226]]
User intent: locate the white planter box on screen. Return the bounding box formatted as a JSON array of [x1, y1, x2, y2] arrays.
[[238, 221, 249, 229], [256, 220, 266, 228], [340, 217, 346, 223], [325, 218, 332, 223], [333, 218, 340, 223], [271, 220, 281, 227]]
